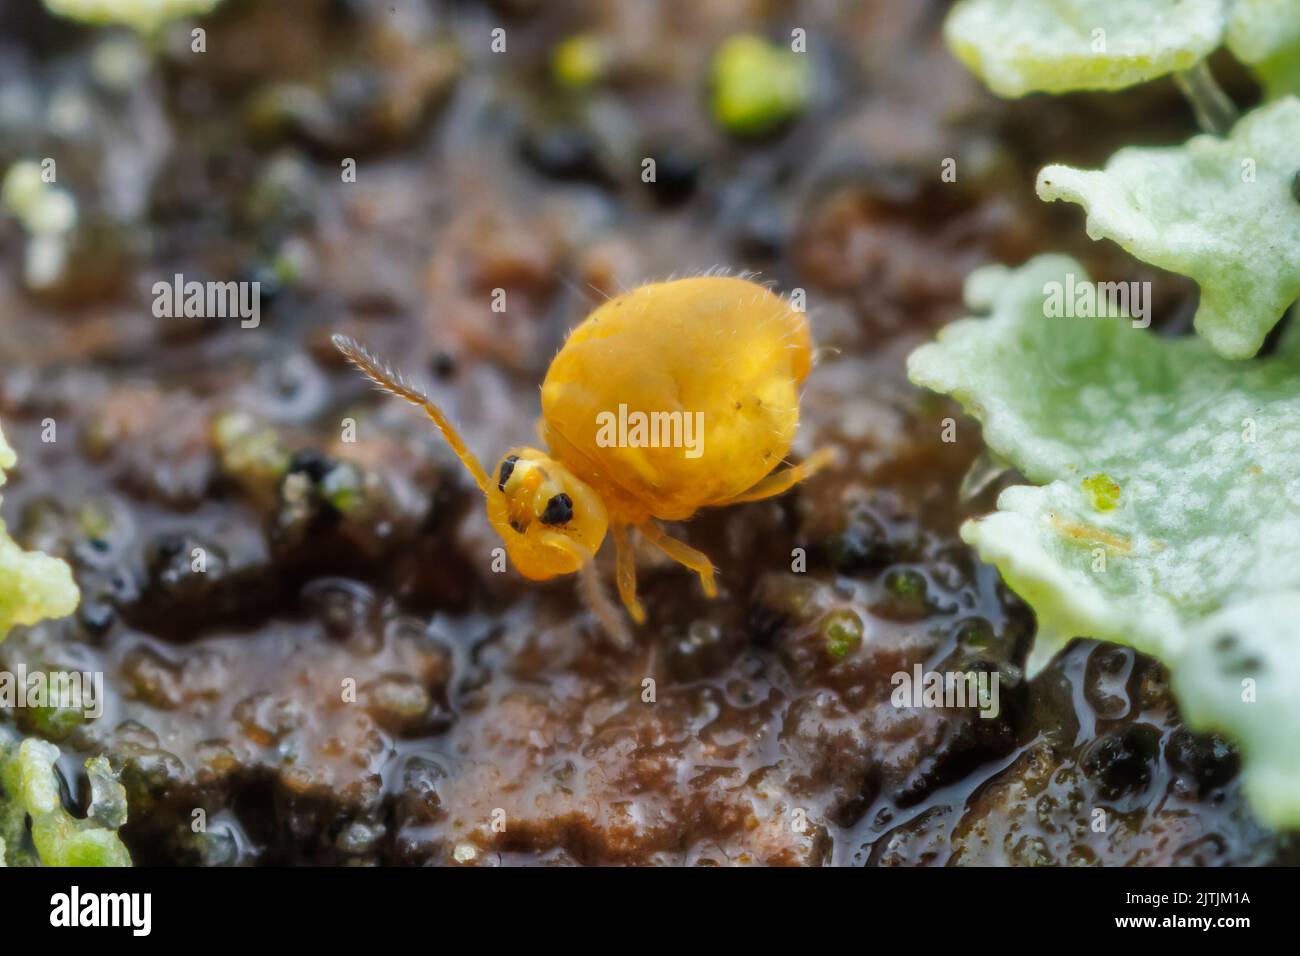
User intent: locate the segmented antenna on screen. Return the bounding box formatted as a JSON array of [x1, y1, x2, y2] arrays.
[[331, 334, 492, 494]]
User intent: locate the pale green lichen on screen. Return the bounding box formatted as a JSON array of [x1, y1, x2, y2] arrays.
[[0, 735, 131, 866], [1226, 0, 1300, 97], [0, 422, 80, 643], [710, 34, 811, 136], [3, 161, 79, 289], [2, 162, 76, 236], [944, 0, 1226, 97], [43, 0, 222, 33], [1037, 97, 1300, 359], [908, 254, 1300, 828], [945, 0, 1300, 100]]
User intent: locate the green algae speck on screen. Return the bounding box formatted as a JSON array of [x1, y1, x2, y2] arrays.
[[1082, 473, 1121, 511]]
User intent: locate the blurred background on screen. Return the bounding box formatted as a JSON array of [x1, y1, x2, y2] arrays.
[[2, 0, 1281, 867]]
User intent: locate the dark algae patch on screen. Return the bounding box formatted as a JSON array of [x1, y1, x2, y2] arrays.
[[0, 0, 1294, 866]]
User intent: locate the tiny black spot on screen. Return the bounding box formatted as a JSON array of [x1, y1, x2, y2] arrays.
[[498, 455, 520, 491], [1214, 632, 1238, 654], [509, 519, 525, 534], [540, 493, 574, 526], [288, 448, 333, 482], [734, 401, 742, 410], [432, 352, 456, 379], [153, 532, 187, 560]]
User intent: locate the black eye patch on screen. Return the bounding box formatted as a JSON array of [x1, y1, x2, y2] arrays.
[[497, 455, 520, 491], [540, 493, 573, 526]]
